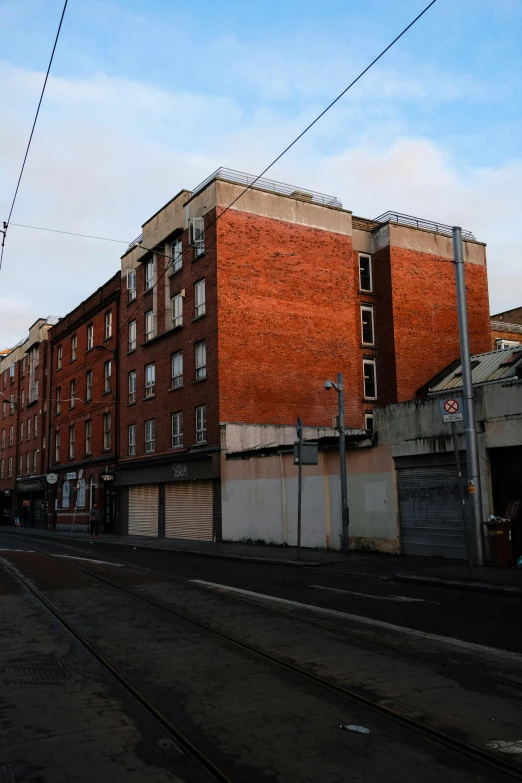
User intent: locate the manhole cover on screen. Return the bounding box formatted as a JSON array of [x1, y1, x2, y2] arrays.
[[0, 663, 71, 687]]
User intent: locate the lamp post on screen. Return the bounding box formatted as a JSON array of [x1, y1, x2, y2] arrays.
[[324, 373, 349, 553]]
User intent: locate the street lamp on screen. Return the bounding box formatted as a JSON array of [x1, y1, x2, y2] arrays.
[[324, 373, 349, 553]]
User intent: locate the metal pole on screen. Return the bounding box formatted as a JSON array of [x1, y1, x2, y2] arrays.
[[451, 422, 473, 579], [337, 373, 350, 553], [297, 429, 303, 561], [452, 227, 485, 566]]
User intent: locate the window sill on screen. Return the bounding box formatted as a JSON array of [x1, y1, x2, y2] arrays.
[[84, 398, 92, 404], [192, 313, 206, 323], [126, 401, 136, 407], [85, 347, 93, 354], [361, 343, 376, 349], [193, 376, 207, 384], [140, 325, 182, 348], [170, 446, 185, 452], [169, 384, 183, 392], [127, 297, 137, 306], [192, 441, 207, 447], [127, 349, 136, 355], [144, 449, 155, 455], [85, 452, 92, 458], [70, 359, 77, 364], [102, 390, 112, 396], [192, 251, 206, 263], [363, 397, 378, 403], [169, 266, 182, 277], [144, 286, 153, 296], [143, 395, 156, 402], [103, 337, 112, 343], [359, 290, 375, 296], [101, 448, 111, 453]]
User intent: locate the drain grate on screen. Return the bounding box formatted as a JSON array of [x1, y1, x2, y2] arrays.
[[0, 663, 71, 687]]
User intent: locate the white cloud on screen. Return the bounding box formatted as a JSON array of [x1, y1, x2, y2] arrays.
[[0, 61, 520, 347]]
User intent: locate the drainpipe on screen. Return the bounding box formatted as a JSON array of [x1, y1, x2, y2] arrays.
[[278, 451, 287, 546]]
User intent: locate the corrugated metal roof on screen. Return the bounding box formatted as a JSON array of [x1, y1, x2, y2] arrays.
[[428, 346, 522, 394]]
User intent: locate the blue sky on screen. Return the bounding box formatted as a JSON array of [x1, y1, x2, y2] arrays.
[[0, 0, 521, 343]]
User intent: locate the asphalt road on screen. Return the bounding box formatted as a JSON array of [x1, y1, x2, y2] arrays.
[[2, 531, 520, 654]]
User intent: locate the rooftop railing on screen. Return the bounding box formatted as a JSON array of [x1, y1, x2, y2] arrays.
[[373, 211, 476, 241]]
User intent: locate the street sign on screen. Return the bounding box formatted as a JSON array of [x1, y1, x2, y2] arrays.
[[296, 417, 303, 440], [65, 471, 77, 480], [46, 473, 58, 485], [293, 441, 318, 465], [78, 468, 84, 479], [439, 397, 464, 423]]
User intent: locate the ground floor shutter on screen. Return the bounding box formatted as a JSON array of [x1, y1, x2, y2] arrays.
[[165, 481, 213, 541], [128, 485, 158, 537], [398, 465, 471, 559]]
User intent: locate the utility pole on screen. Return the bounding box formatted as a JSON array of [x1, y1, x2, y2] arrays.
[[452, 226, 485, 566], [337, 373, 349, 553]]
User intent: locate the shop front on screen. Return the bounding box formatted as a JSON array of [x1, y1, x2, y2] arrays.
[[0, 489, 14, 526], [15, 476, 49, 529], [115, 453, 221, 541]]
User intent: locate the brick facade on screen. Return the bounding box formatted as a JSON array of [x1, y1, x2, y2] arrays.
[[49, 274, 120, 531]]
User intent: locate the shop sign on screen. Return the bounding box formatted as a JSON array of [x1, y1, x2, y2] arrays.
[[22, 500, 30, 508], [16, 478, 47, 492], [100, 473, 114, 482], [172, 464, 188, 478], [62, 480, 71, 508], [46, 473, 58, 485], [65, 472, 77, 480]]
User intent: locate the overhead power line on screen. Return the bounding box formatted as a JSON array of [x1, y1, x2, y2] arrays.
[[0, 0, 69, 272], [5, 0, 437, 383]]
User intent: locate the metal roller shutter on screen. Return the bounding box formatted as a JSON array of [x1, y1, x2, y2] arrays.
[[165, 481, 213, 541], [398, 465, 471, 559], [128, 485, 158, 537]]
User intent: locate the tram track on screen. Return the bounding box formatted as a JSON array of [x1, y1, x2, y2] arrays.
[[1, 539, 521, 781]]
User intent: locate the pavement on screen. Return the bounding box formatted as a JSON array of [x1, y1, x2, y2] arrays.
[[2, 525, 521, 596]]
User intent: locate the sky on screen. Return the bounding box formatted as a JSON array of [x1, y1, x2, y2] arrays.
[[0, 0, 521, 346]]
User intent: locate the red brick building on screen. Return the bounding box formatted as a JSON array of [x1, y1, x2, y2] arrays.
[[48, 274, 120, 532], [490, 306, 522, 350], [115, 168, 491, 540], [0, 318, 55, 527]]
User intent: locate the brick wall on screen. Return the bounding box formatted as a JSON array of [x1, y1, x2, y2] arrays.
[[216, 208, 359, 428], [491, 329, 522, 350]]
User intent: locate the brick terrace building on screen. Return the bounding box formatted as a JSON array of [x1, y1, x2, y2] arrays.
[[491, 306, 522, 350], [48, 273, 120, 532], [115, 168, 491, 541], [0, 318, 55, 527]]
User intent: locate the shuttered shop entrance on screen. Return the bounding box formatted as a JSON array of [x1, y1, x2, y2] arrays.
[[398, 465, 471, 559], [128, 485, 158, 537], [165, 481, 213, 541]]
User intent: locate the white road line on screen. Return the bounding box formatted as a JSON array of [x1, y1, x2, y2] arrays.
[[192, 579, 522, 663], [310, 585, 440, 604], [56, 555, 123, 566]]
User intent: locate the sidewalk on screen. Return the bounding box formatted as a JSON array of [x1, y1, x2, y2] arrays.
[[1, 526, 521, 595]]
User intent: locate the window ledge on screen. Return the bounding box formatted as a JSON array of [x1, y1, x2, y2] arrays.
[[126, 401, 136, 407], [140, 325, 182, 348], [170, 446, 185, 452], [361, 343, 376, 349], [363, 398, 378, 403], [101, 448, 111, 453], [127, 349, 136, 355], [359, 290, 375, 296], [169, 384, 183, 392], [192, 251, 206, 263], [84, 452, 92, 458], [193, 376, 207, 384], [143, 395, 156, 402], [102, 390, 112, 396], [84, 398, 92, 404], [85, 348, 93, 354], [169, 265, 182, 277], [127, 298, 137, 306], [192, 313, 206, 323], [144, 286, 153, 296], [103, 337, 112, 343], [192, 441, 207, 447], [70, 359, 77, 364]]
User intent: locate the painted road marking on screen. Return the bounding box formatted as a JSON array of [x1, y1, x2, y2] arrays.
[[310, 585, 440, 604], [192, 580, 522, 662], [0, 549, 34, 552], [487, 740, 522, 754], [56, 555, 124, 567]]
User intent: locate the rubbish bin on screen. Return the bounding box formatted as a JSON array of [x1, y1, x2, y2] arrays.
[[486, 519, 513, 568]]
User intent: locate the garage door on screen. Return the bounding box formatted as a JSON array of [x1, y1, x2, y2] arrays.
[[165, 481, 213, 541], [398, 465, 471, 559], [128, 485, 158, 537]]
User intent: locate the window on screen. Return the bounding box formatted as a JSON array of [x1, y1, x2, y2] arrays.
[[145, 258, 154, 291], [85, 419, 92, 455], [365, 413, 374, 434], [19, 455, 23, 476], [145, 309, 154, 341], [34, 415, 38, 437], [127, 269, 137, 301], [9, 363, 15, 381], [104, 360, 112, 393], [31, 379, 38, 404], [32, 451, 37, 474], [56, 387, 61, 414], [191, 217, 205, 257], [171, 237, 182, 273], [0, 460, 3, 479], [171, 412, 183, 448], [54, 431, 60, 463], [26, 453, 30, 476], [27, 418, 31, 440], [171, 351, 183, 388], [128, 320, 136, 352], [194, 279, 206, 318], [9, 426, 13, 446], [21, 390, 25, 408], [103, 413, 111, 450], [128, 424, 136, 456], [1, 401, 5, 419], [363, 358, 377, 400], [496, 339, 521, 350], [71, 335, 77, 361], [1, 430, 4, 448], [361, 306, 375, 345], [145, 363, 155, 398], [69, 425, 75, 459], [171, 294, 183, 328], [128, 371, 136, 404], [8, 457, 12, 477], [22, 356, 26, 376], [195, 341, 207, 380], [105, 311, 112, 339], [87, 324, 94, 350], [359, 254, 372, 292], [10, 395, 14, 414], [20, 422, 23, 442], [145, 419, 155, 453], [57, 345, 63, 370], [196, 406, 207, 443], [86, 371, 93, 402], [70, 379, 76, 408]]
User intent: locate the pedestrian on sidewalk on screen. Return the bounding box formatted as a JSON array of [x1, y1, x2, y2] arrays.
[[88, 503, 101, 540]]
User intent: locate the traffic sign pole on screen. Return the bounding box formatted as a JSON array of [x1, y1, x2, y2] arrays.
[[450, 422, 473, 578], [453, 227, 485, 566]]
